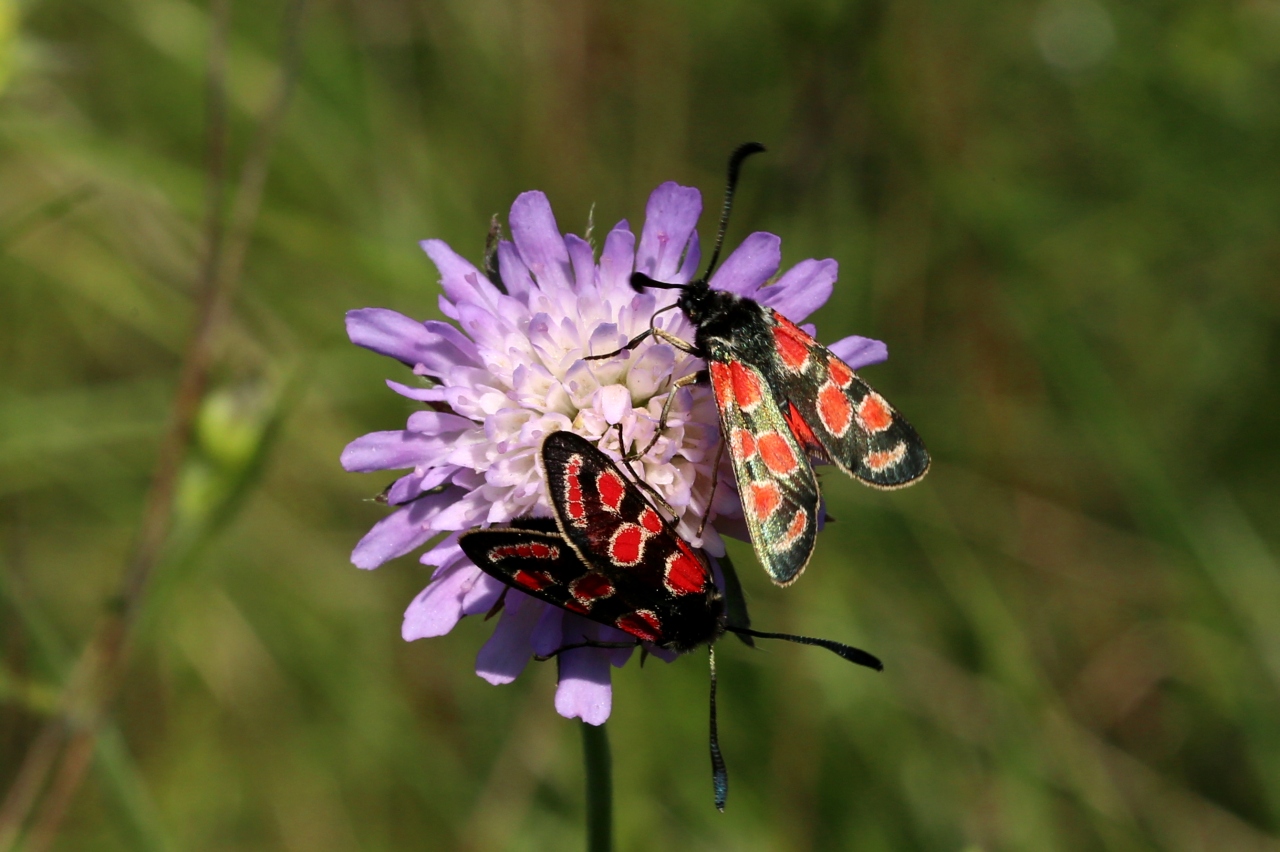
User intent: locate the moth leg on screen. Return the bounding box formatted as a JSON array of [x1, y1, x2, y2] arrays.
[[627, 370, 707, 462], [696, 431, 725, 540], [614, 423, 679, 519], [583, 328, 652, 362], [534, 640, 640, 661]]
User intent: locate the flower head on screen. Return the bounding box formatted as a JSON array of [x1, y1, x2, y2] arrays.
[[343, 181, 887, 725]]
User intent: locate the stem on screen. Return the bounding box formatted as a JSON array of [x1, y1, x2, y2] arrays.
[[580, 721, 613, 852]]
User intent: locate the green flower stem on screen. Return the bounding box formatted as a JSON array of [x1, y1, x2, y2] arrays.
[[580, 721, 613, 852]]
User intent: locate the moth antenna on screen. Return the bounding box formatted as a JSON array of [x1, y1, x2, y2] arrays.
[[702, 142, 766, 283], [709, 643, 728, 812], [629, 271, 685, 292], [725, 627, 884, 672]]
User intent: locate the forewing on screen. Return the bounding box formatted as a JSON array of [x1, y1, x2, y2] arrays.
[[706, 346, 819, 586], [538, 431, 722, 651], [767, 311, 930, 488]]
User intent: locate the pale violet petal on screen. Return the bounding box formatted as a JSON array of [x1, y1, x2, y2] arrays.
[[828, 335, 888, 369], [637, 183, 702, 283], [475, 592, 542, 685], [707, 232, 781, 297], [757, 258, 837, 323], [510, 191, 573, 292]]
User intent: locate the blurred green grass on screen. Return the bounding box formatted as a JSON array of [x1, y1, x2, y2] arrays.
[[3, 0, 1280, 849]]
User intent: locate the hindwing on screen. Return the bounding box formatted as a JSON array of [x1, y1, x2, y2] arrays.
[[706, 345, 819, 586], [766, 311, 930, 488], [533, 430, 723, 651]]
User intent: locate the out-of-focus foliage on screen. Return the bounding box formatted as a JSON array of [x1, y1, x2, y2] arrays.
[[3, 0, 1280, 849]]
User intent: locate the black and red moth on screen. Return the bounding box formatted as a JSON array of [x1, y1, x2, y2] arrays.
[[599, 143, 930, 586], [459, 430, 882, 811]]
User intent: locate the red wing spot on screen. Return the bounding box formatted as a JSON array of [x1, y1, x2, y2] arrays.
[[750, 481, 782, 523], [565, 454, 587, 524], [856, 393, 893, 434], [565, 600, 590, 615], [616, 610, 662, 643], [513, 569, 554, 591], [571, 573, 615, 603], [772, 509, 809, 553], [772, 324, 811, 372], [709, 361, 735, 411], [609, 523, 645, 566], [817, 382, 853, 436], [597, 469, 627, 511], [828, 355, 854, 388], [664, 546, 707, 595], [639, 506, 664, 535], [529, 542, 557, 559], [730, 428, 757, 462], [729, 362, 764, 411], [865, 443, 907, 472], [784, 404, 824, 455], [516, 544, 534, 557], [757, 431, 799, 476]]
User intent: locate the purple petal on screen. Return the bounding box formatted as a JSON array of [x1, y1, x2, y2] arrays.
[[345, 309, 431, 367], [598, 384, 630, 425], [598, 222, 636, 296], [757, 259, 837, 323], [676, 230, 701, 284], [351, 488, 462, 570], [475, 592, 542, 685], [555, 646, 614, 725], [386, 379, 448, 402], [828, 335, 888, 370], [637, 183, 702, 283], [461, 573, 506, 615], [420, 240, 503, 308], [510, 191, 573, 292], [417, 321, 481, 374], [385, 465, 456, 505], [402, 563, 480, 640], [341, 431, 437, 473], [420, 532, 463, 570], [497, 240, 534, 296], [565, 234, 596, 293], [530, 606, 565, 657], [707, 232, 782, 297], [405, 410, 475, 435]]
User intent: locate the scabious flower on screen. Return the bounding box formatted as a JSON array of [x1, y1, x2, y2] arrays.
[[343, 181, 888, 725]]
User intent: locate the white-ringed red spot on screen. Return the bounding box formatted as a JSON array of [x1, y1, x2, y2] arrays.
[[596, 469, 626, 511], [609, 523, 646, 566], [729, 362, 764, 412], [492, 543, 560, 561], [749, 481, 782, 523], [710, 361, 734, 411], [772, 322, 811, 372], [664, 546, 706, 595], [757, 431, 799, 476], [856, 392, 893, 434], [639, 506, 664, 535], [828, 355, 854, 388], [817, 382, 853, 436], [616, 610, 662, 643], [730, 428, 757, 462], [564, 454, 587, 525], [864, 442, 907, 472], [571, 573, 615, 604], [512, 568, 555, 591], [771, 509, 809, 553]]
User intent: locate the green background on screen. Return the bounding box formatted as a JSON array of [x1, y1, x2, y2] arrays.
[[4, 0, 1280, 849]]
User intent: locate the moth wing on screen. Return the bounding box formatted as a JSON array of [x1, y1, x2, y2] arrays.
[[766, 310, 930, 488], [707, 347, 819, 586]]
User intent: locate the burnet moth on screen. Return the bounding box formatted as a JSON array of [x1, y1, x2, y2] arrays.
[[586, 144, 930, 586], [458, 430, 882, 811]]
